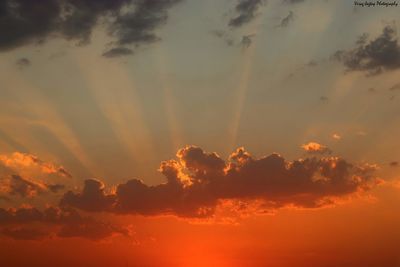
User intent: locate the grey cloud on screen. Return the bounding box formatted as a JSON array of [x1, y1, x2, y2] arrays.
[[102, 47, 133, 58], [229, 0, 264, 28], [16, 58, 31, 68], [0, 0, 182, 55], [110, 0, 182, 46], [333, 26, 400, 75], [279, 11, 293, 27], [241, 34, 255, 48]]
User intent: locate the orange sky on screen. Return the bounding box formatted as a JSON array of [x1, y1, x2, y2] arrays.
[[1, 0, 400, 266]]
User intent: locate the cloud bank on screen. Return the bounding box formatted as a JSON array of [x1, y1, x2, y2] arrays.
[[61, 145, 379, 218]]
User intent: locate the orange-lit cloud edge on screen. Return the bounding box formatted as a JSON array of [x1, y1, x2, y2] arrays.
[[0, 143, 388, 242]]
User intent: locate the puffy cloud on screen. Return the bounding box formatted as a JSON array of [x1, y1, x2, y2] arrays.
[[0, 0, 182, 54], [61, 145, 379, 218], [60, 179, 115, 212], [301, 142, 331, 154], [332, 134, 341, 140], [333, 26, 400, 75], [229, 0, 264, 28]]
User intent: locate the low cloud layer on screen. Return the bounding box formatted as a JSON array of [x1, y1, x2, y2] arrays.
[[0, 206, 128, 240], [333, 26, 400, 75], [61, 145, 379, 218]]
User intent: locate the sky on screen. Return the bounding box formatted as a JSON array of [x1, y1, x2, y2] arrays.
[[0, 0, 400, 266]]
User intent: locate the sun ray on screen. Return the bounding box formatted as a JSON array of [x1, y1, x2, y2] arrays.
[[73, 51, 156, 172], [155, 47, 184, 152], [227, 11, 265, 153]]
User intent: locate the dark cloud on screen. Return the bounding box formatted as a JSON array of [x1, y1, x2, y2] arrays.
[[389, 161, 398, 167], [0, 0, 182, 54], [0, 0, 61, 51], [241, 34, 255, 48], [229, 0, 264, 28], [306, 60, 318, 67], [0, 206, 127, 240], [60, 179, 115, 212], [109, 0, 182, 46], [279, 11, 293, 27], [210, 30, 235, 47], [320, 96, 329, 102], [7, 175, 47, 197], [284, 0, 305, 3], [3, 175, 65, 198], [16, 58, 31, 68], [333, 26, 400, 75], [2, 227, 49, 240], [61, 145, 379, 218], [102, 47, 133, 58]]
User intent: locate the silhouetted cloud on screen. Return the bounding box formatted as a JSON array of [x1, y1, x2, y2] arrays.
[[210, 30, 235, 47], [61, 145, 379, 218], [102, 47, 133, 58], [16, 58, 31, 68], [389, 161, 398, 167], [241, 34, 255, 48], [284, 0, 305, 3], [2, 227, 49, 240], [229, 0, 264, 28], [110, 0, 182, 46], [0, 206, 128, 240], [333, 26, 400, 75], [320, 96, 329, 102], [0, 0, 182, 54], [279, 11, 293, 27], [1, 175, 65, 198]]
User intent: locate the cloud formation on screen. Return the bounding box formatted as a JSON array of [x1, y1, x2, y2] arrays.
[[4, 175, 64, 198], [61, 145, 379, 218], [301, 142, 331, 154], [0, 152, 72, 178], [0, 206, 128, 240], [229, 0, 264, 28], [279, 11, 294, 28], [102, 47, 133, 58], [16, 58, 31, 68], [333, 26, 400, 75], [0, 0, 182, 54]]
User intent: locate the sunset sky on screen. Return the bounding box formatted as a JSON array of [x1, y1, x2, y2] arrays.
[[1, 0, 400, 266]]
